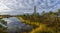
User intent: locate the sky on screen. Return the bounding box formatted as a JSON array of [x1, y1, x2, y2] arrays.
[[0, 0, 60, 15]]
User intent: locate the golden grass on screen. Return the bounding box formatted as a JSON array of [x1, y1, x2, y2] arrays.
[[17, 17, 54, 33]]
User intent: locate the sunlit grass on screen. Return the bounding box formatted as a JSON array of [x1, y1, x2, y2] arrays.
[[17, 17, 55, 33]]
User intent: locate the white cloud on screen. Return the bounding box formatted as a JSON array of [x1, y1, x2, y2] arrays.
[[0, 0, 60, 15], [0, 3, 12, 12]]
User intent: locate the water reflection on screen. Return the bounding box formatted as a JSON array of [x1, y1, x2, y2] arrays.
[[2, 17, 33, 33]]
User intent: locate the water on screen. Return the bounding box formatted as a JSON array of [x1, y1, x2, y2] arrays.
[[2, 17, 33, 33]]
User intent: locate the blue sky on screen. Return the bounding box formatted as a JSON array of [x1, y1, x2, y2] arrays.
[[0, 0, 60, 15]]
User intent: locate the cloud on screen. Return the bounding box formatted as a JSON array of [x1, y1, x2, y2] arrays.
[[0, 3, 12, 12], [0, 0, 60, 15]]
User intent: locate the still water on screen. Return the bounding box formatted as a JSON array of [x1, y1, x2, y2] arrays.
[[2, 17, 33, 33]]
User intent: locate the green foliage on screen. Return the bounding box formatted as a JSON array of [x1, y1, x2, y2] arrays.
[[0, 18, 7, 33], [19, 9, 60, 33]]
